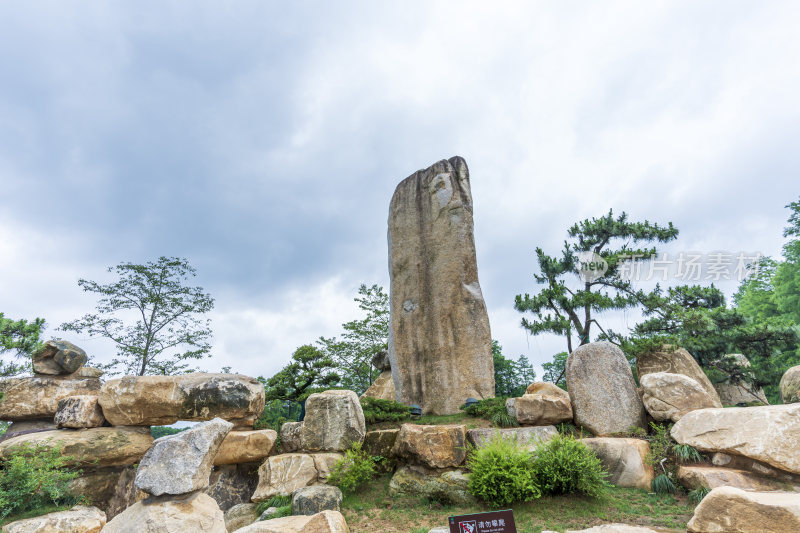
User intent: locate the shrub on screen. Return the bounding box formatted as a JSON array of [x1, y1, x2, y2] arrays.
[[359, 397, 410, 425], [531, 434, 609, 498], [652, 473, 678, 494], [0, 443, 81, 520], [327, 442, 376, 494], [467, 433, 540, 507], [461, 397, 518, 428]]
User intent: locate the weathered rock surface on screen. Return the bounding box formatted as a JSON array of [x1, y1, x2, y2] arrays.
[[0, 427, 152, 466], [292, 485, 343, 515], [251, 453, 343, 501], [31, 339, 88, 375], [280, 421, 303, 452], [101, 491, 226, 533], [55, 395, 106, 428], [236, 510, 350, 533], [671, 404, 800, 474], [687, 486, 800, 533], [466, 426, 557, 451], [224, 503, 259, 532], [67, 466, 142, 520], [566, 342, 647, 436], [677, 465, 799, 492], [214, 429, 277, 465], [640, 372, 718, 422], [363, 429, 399, 472], [636, 346, 722, 407], [389, 465, 474, 505], [711, 452, 800, 484], [74, 366, 104, 378], [301, 390, 365, 452], [3, 419, 56, 437], [135, 417, 232, 496], [205, 462, 260, 511], [371, 350, 391, 371], [780, 365, 800, 404], [563, 526, 665, 532], [582, 438, 653, 490], [98, 373, 265, 426], [713, 354, 769, 405], [506, 394, 573, 425], [526, 382, 570, 399], [392, 424, 466, 468], [0, 376, 101, 420], [1, 505, 105, 533], [360, 370, 396, 401], [387, 156, 494, 415]]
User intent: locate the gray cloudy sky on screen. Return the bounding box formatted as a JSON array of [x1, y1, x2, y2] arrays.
[[1, 1, 799, 379]]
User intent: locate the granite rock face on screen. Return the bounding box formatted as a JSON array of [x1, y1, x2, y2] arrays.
[[280, 422, 303, 452], [292, 485, 343, 515], [101, 492, 226, 533], [1, 505, 105, 533], [300, 390, 365, 452], [55, 395, 106, 428], [671, 404, 800, 474], [581, 438, 653, 490], [389, 465, 474, 505], [713, 354, 769, 405], [525, 382, 569, 399], [31, 339, 88, 375], [251, 453, 343, 502], [506, 395, 572, 426], [360, 370, 396, 401], [135, 417, 233, 496], [387, 156, 494, 415], [780, 365, 800, 404], [687, 486, 800, 533], [98, 373, 265, 426], [371, 350, 391, 371], [636, 346, 722, 407], [362, 429, 399, 472], [392, 424, 467, 468], [0, 376, 102, 421], [677, 465, 799, 492], [236, 510, 350, 533], [566, 342, 647, 436], [214, 429, 277, 465], [640, 372, 718, 422], [466, 426, 557, 451], [67, 465, 142, 520], [205, 463, 260, 511]]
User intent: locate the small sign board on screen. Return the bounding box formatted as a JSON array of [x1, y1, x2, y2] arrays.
[[448, 510, 516, 533]]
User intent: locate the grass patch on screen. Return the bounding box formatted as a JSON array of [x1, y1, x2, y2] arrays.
[[340, 475, 694, 533]]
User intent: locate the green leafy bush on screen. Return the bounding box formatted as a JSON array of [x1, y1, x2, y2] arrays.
[[359, 397, 410, 424], [461, 397, 518, 428], [467, 433, 540, 507], [327, 443, 376, 494], [531, 434, 609, 498], [0, 443, 81, 520]]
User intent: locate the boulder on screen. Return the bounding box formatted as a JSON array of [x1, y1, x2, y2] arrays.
[[97, 373, 265, 426], [671, 404, 800, 475], [214, 429, 277, 465], [566, 342, 647, 436], [74, 366, 104, 378], [31, 339, 88, 375], [677, 465, 799, 492], [711, 452, 800, 484], [67, 466, 143, 520], [205, 462, 260, 511], [371, 350, 391, 371], [0, 376, 101, 421], [55, 395, 106, 428], [251, 453, 343, 501], [101, 491, 226, 533], [526, 382, 570, 399], [506, 395, 572, 425], [292, 485, 343, 515], [581, 438, 653, 490], [224, 503, 259, 532], [392, 424, 466, 468], [636, 346, 722, 407], [0, 505, 105, 533], [713, 354, 769, 405], [362, 429, 399, 472], [466, 426, 557, 451], [389, 465, 474, 505], [0, 427, 153, 467], [687, 486, 800, 533], [640, 372, 718, 422], [387, 156, 495, 415], [236, 510, 349, 533], [360, 370, 396, 401], [280, 421, 303, 452], [301, 390, 365, 452], [135, 417, 232, 496], [780, 365, 800, 404]]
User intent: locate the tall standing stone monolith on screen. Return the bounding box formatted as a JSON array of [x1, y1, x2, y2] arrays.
[[387, 156, 494, 414]]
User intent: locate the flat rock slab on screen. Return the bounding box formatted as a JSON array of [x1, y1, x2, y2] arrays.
[[213, 429, 277, 465], [0, 376, 101, 420], [636, 346, 722, 407], [0, 427, 153, 467], [301, 390, 365, 452], [687, 486, 800, 532], [292, 485, 343, 515], [392, 424, 467, 468], [135, 417, 232, 496], [640, 372, 718, 422], [582, 438, 653, 490], [98, 373, 265, 426], [671, 404, 800, 475], [466, 426, 557, 451], [1, 505, 105, 533], [526, 382, 570, 399], [506, 395, 572, 425], [101, 491, 226, 533], [55, 395, 106, 428], [251, 453, 343, 502], [360, 370, 395, 401], [677, 465, 800, 492], [387, 156, 494, 415], [236, 510, 349, 533]]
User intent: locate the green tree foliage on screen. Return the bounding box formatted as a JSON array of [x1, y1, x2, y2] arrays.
[[254, 397, 303, 431], [492, 340, 536, 397], [515, 210, 678, 353], [60, 257, 214, 376], [0, 313, 46, 377], [318, 284, 389, 394], [359, 397, 410, 424], [542, 351, 568, 388], [263, 344, 340, 403]]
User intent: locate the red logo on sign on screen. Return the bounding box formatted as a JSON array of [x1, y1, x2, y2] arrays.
[[459, 521, 476, 533]]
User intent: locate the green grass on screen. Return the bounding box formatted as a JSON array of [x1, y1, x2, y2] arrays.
[[340, 475, 693, 532], [0, 505, 73, 527]]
